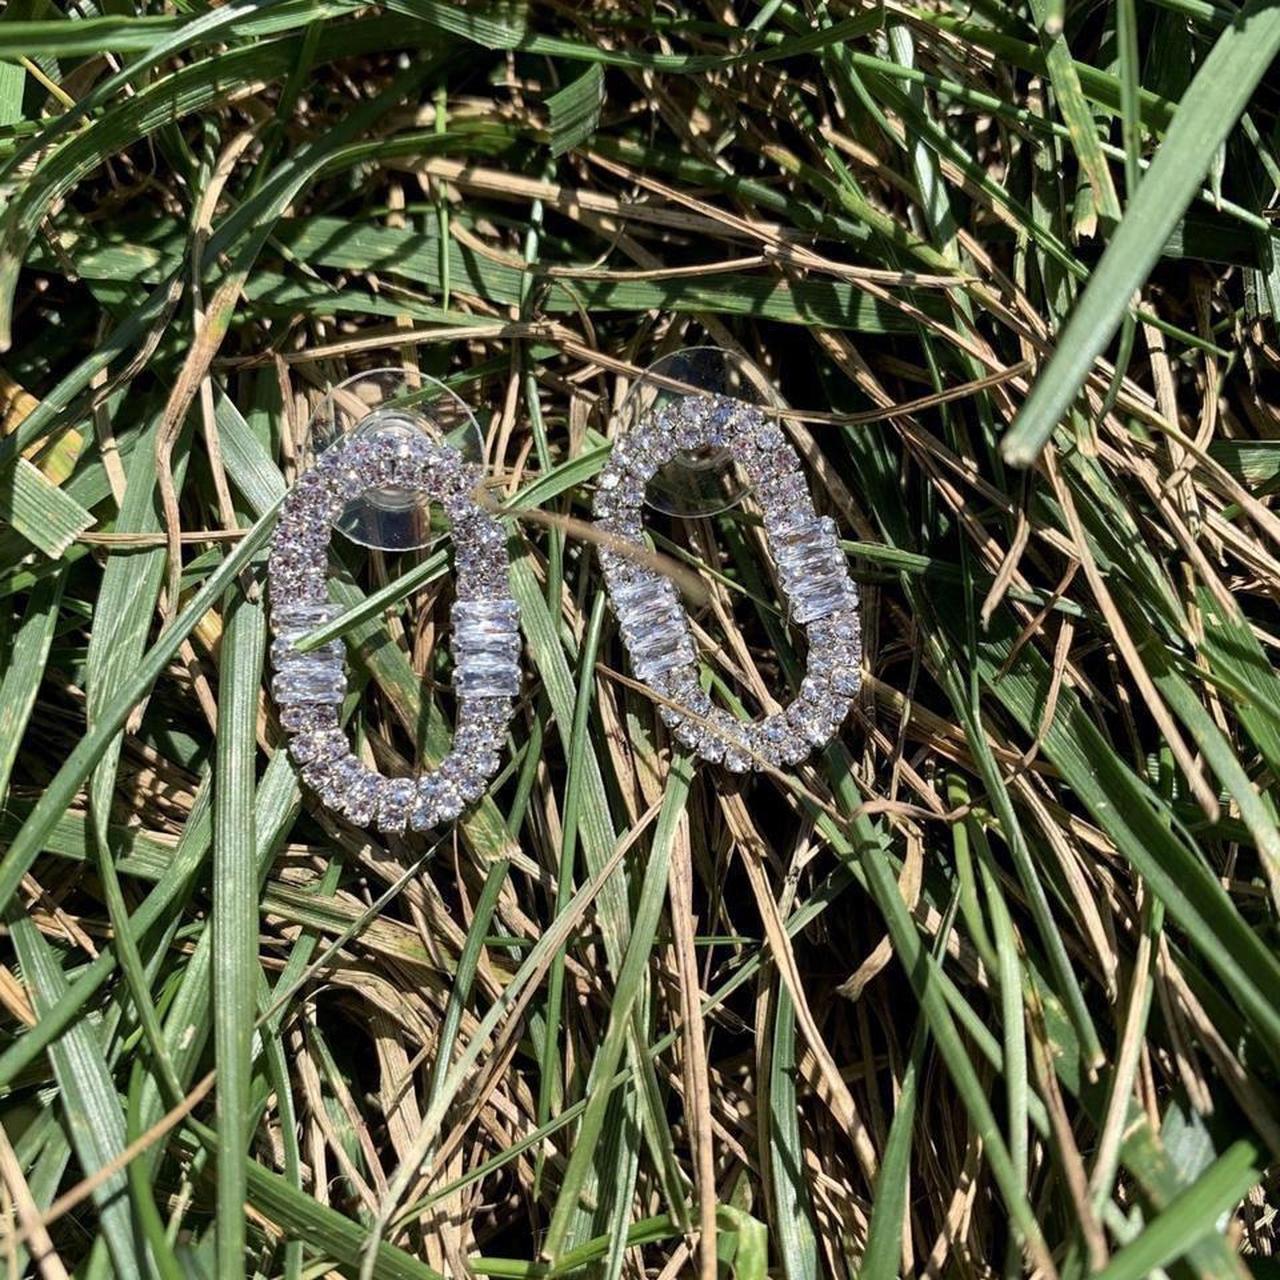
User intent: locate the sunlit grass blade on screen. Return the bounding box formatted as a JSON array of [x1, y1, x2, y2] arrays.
[[767, 986, 820, 1280], [1027, 0, 1121, 229], [1088, 1141, 1260, 1280], [212, 582, 266, 1270], [6, 913, 143, 1277], [4, 458, 93, 558], [1002, 0, 1280, 465]]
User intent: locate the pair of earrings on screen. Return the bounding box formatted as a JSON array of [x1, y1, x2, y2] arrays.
[[267, 391, 862, 834]]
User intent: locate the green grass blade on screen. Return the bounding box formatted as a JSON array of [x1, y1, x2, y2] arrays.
[[1088, 1141, 1259, 1280], [85, 412, 189, 1107], [534, 593, 606, 1192], [3, 457, 93, 558], [1027, 0, 1121, 227], [6, 913, 143, 1277], [0, 565, 64, 802], [1197, 587, 1280, 780], [425, 858, 511, 1107], [212, 583, 266, 1271], [546, 63, 605, 157], [1002, 0, 1280, 465], [860, 1003, 923, 1280], [126, 1061, 185, 1280], [768, 984, 820, 1280], [0, 2, 357, 57]]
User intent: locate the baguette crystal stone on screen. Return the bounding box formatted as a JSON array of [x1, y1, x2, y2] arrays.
[[453, 597, 522, 696], [594, 392, 860, 771], [268, 427, 519, 832], [272, 660, 346, 705]]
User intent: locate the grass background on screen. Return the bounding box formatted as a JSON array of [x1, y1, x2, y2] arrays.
[[1, 0, 1279, 1276]]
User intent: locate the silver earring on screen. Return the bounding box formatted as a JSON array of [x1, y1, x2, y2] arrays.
[[593, 393, 860, 772], [268, 427, 519, 831]]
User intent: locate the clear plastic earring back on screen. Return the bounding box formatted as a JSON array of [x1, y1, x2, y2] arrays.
[[302, 368, 484, 551], [613, 347, 784, 517]]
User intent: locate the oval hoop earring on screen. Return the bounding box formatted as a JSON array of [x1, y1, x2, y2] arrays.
[[593, 393, 861, 772], [268, 429, 519, 831]]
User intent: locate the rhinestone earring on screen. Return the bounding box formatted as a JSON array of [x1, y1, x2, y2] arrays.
[[268, 426, 519, 832], [593, 392, 861, 772]]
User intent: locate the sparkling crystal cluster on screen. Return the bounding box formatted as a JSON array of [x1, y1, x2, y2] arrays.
[[268, 429, 519, 831], [594, 393, 861, 771]]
